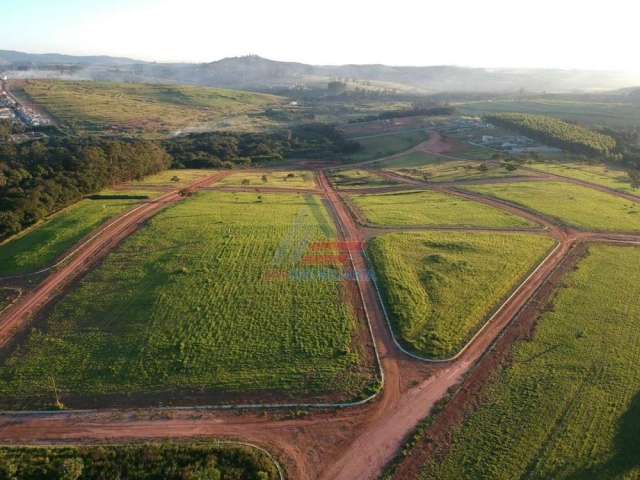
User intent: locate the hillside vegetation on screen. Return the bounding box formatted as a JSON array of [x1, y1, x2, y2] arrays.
[[21, 80, 282, 135], [485, 113, 617, 157]]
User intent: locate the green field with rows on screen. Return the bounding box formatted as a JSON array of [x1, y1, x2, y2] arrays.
[[0, 442, 279, 480], [0, 197, 141, 276], [351, 190, 533, 228], [422, 244, 640, 479], [467, 181, 640, 232], [329, 169, 400, 189], [0, 191, 373, 408], [528, 162, 640, 195], [368, 232, 554, 358], [346, 130, 429, 162], [21, 80, 281, 136], [218, 170, 316, 189]]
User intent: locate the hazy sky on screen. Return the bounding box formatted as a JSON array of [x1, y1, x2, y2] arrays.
[[4, 0, 640, 70]]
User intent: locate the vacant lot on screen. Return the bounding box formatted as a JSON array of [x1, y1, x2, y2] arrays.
[[0, 192, 372, 408], [351, 190, 533, 228], [0, 442, 279, 480], [346, 130, 429, 162], [218, 170, 316, 189], [329, 169, 400, 189], [528, 161, 640, 195], [368, 232, 554, 358], [21, 80, 281, 136], [392, 159, 535, 183], [467, 181, 640, 232], [0, 198, 141, 276], [423, 245, 640, 479]]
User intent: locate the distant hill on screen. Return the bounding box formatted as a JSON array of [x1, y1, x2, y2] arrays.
[[2, 50, 640, 94]]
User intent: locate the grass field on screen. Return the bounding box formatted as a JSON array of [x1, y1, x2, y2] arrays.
[[329, 169, 400, 189], [21, 80, 281, 136], [0, 197, 141, 276], [218, 170, 316, 189], [0, 442, 279, 479], [0, 288, 20, 311], [459, 98, 640, 129], [351, 190, 533, 228], [0, 191, 373, 408], [422, 245, 640, 479], [368, 232, 554, 358], [528, 162, 640, 195], [346, 130, 429, 162], [102, 169, 217, 197], [467, 181, 640, 232]]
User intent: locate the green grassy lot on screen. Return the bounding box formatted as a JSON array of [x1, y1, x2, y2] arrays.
[[102, 169, 217, 198], [392, 159, 536, 183], [218, 170, 316, 189], [0, 442, 278, 480], [346, 130, 429, 162], [368, 232, 554, 358], [467, 181, 640, 232], [528, 162, 640, 195], [329, 169, 400, 189], [0, 192, 373, 408], [22, 80, 281, 136], [0, 198, 141, 276], [351, 190, 533, 228], [459, 98, 640, 129], [422, 245, 640, 480]]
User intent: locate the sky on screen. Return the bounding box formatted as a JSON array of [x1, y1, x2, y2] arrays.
[[4, 0, 640, 71]]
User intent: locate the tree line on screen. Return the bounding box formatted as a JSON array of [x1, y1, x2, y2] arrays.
[[0, 137, 171, 239], [485, 113, 618, 157]]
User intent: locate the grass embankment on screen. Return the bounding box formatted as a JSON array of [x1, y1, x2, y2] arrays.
[[218, 171, 316, 189], [351, 190, 533, 228], [422, 245, 640, 480], [346, 130, 429, 162], [528, 162, 640, 195], [21, 80, 281, 136], [467, 181, 640, 232], [329, 169, 400, 189], [368, 232, 554, 358], [0, 191, 373, 408], [0, 198, 141, 276], [0, 442, 279, 479]]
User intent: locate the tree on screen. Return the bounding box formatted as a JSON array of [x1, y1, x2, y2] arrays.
[[59, 457, 84, 480], [628, 170, 640, 189]]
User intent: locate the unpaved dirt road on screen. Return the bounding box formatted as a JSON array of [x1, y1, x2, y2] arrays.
[[1, 161, 640, 480]]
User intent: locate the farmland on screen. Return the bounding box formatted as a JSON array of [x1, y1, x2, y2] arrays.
[[0, 442, 279, 479], [467, 181, 640, 232], [351, 190, 533, 228], [0, 191, 373, 408], [218, 170, 317, 189], [19, 80, 282, 136], [0, 197, 141, 276], [329, 169, 400, 189], [528, 161, 640, 195], [368, 232, 554, 358], [345, 130, 429, 162], [421, 245, 640, 480]]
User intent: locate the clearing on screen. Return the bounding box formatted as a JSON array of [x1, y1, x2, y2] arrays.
[[350, 190, 534, 228], [368, 232, 555, 358], [217, 170, 317, 189], [466, 181, 640, 232], [0, 191, 374, 408], [422, 244, 640, 479]]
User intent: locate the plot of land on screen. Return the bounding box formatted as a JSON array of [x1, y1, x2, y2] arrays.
[[218, 170, 316, 189], [528, 161, 640, 195], [351, 190, 533, 228], [106, 169, 217, 197], [467, 181, 640, 232], [329, 169, 400, 189], [346, 130, 429, 162], [368, 232, 554, 358], [20, 80, 281, 136], [0, 191, 373, 408], [422, 244, 640, 479], [0, 442, 279, 480], [0, 197, 141, 276]]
